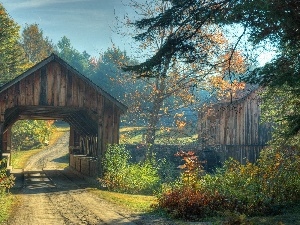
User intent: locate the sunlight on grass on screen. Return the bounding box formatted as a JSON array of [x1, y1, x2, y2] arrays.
[[88, 188, 157, 213], [0, 193, 14, 223], [11, 148, 43, 169], [119, 126, 197, 145]]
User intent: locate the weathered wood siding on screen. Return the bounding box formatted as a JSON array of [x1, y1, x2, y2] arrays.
[[198, 89, 272, 163]]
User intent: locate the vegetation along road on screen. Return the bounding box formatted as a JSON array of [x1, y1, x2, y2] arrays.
[[5, 132, 175, 225]]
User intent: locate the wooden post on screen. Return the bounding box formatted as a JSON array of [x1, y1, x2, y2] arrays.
[[69, 126, 75, 150], [0, 123, 3, 160], [97, 121, 103, 177]]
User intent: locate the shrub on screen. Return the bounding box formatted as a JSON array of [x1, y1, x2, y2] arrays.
[[122, 160, 160, 194], [0, 159, 15, 192], [158, 187, 226, 220], [12, 120, 55, 149], [100, 144, 160, 194], [157, 148, 300, 219], [0, 159, 14, 223], [175, 150, 205, 187]]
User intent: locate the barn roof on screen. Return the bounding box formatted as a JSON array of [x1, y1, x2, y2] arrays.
[[0, 53, 127, 112]]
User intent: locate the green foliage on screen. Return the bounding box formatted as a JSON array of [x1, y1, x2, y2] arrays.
[[56, 36, 94, 77], [12, 120, 54, 150], [90, 47, 135, 98], [21, 23, 54, 63], [156, 157, 178, 184], [157, 148, 300, 219], [260, 86, 300, 147], [0, 160, 15, 223], [0, 159, 15, 192], [0, 192, 13, 223], [175, 150, 204, 187], [100, 144, 160, 194], [0, 3, 27, 84]]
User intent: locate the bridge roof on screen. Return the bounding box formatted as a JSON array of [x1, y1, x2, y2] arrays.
[[0, 53, 127, 112], [0, 54, 127, 135]]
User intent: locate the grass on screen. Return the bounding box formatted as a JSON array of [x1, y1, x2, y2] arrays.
[[88, 188, 157, 213], [249, 204, 300, 225], [119, 126, 197, 145], [11, 126, 69, 169], [0, 192, 14, 223], [195, 205, 300, 225]]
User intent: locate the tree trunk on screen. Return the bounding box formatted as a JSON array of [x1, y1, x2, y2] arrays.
[[145, 94, 163, 159], [145, 61, 169, 160]]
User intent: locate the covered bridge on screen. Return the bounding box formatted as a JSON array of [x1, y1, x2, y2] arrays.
[[0, 53, 127, 176], [198, 89, 272, 164]]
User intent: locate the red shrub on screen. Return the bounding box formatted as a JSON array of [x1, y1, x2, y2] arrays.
[[158, 187, 227, 219]]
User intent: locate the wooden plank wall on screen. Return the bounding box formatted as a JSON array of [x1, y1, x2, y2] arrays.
[[198, 90, 272, 163]]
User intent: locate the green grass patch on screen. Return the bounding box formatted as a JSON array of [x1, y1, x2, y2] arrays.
[[0, 193, 14, 223], [119, 126, 197, 144], [11, 148, 43, 169], [120, 127, 146, 144], [88, 188, 157, 213], [249, 204, 300, 225], [194, 205, 300, 225]]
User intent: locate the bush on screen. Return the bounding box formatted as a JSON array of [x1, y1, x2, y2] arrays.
[[158, 187, 226, 220], [157, 148, 300, 219], [12, 120, 55, 150], [0, 159, 15, 223], [0, 159, 15, 192], [100, 144, 160, 194]]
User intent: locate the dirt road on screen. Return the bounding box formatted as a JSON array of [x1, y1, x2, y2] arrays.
[[5, 132, 174, 225]]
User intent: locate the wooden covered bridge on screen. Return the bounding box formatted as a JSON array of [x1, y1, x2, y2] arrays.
[[0, 54, 127, 176]]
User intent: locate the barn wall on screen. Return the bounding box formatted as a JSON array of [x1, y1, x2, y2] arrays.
[[198, 90, 272, 163]]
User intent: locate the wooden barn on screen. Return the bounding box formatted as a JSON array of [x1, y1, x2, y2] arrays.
[[198, 88, 272, 164], [0, 53, 127, 176]]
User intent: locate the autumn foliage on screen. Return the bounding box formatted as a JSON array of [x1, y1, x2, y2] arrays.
[[157, 148, 300, 219]]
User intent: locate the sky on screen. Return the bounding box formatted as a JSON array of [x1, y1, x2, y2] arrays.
[[0, 0, 139, 57], [0, 0, 274, 65]]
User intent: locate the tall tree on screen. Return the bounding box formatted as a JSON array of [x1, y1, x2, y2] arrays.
[[0, 3, 27, 85], [121, 0, 238, 150], [90, 47, 134, 98], [56, 36, 94, 77], [223, 0, 300, 144], [123, 0, 231, 75], [123, 0, 300, 145], [21, 23, 54, 64]]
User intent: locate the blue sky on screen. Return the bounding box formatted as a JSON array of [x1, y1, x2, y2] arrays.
[[0, 0, 274, 65], [0, 0, 139, 57]]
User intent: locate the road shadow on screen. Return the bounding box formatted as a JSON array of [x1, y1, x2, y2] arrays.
[[51, 153, 69, 163], [10, 166, 99, 195]]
